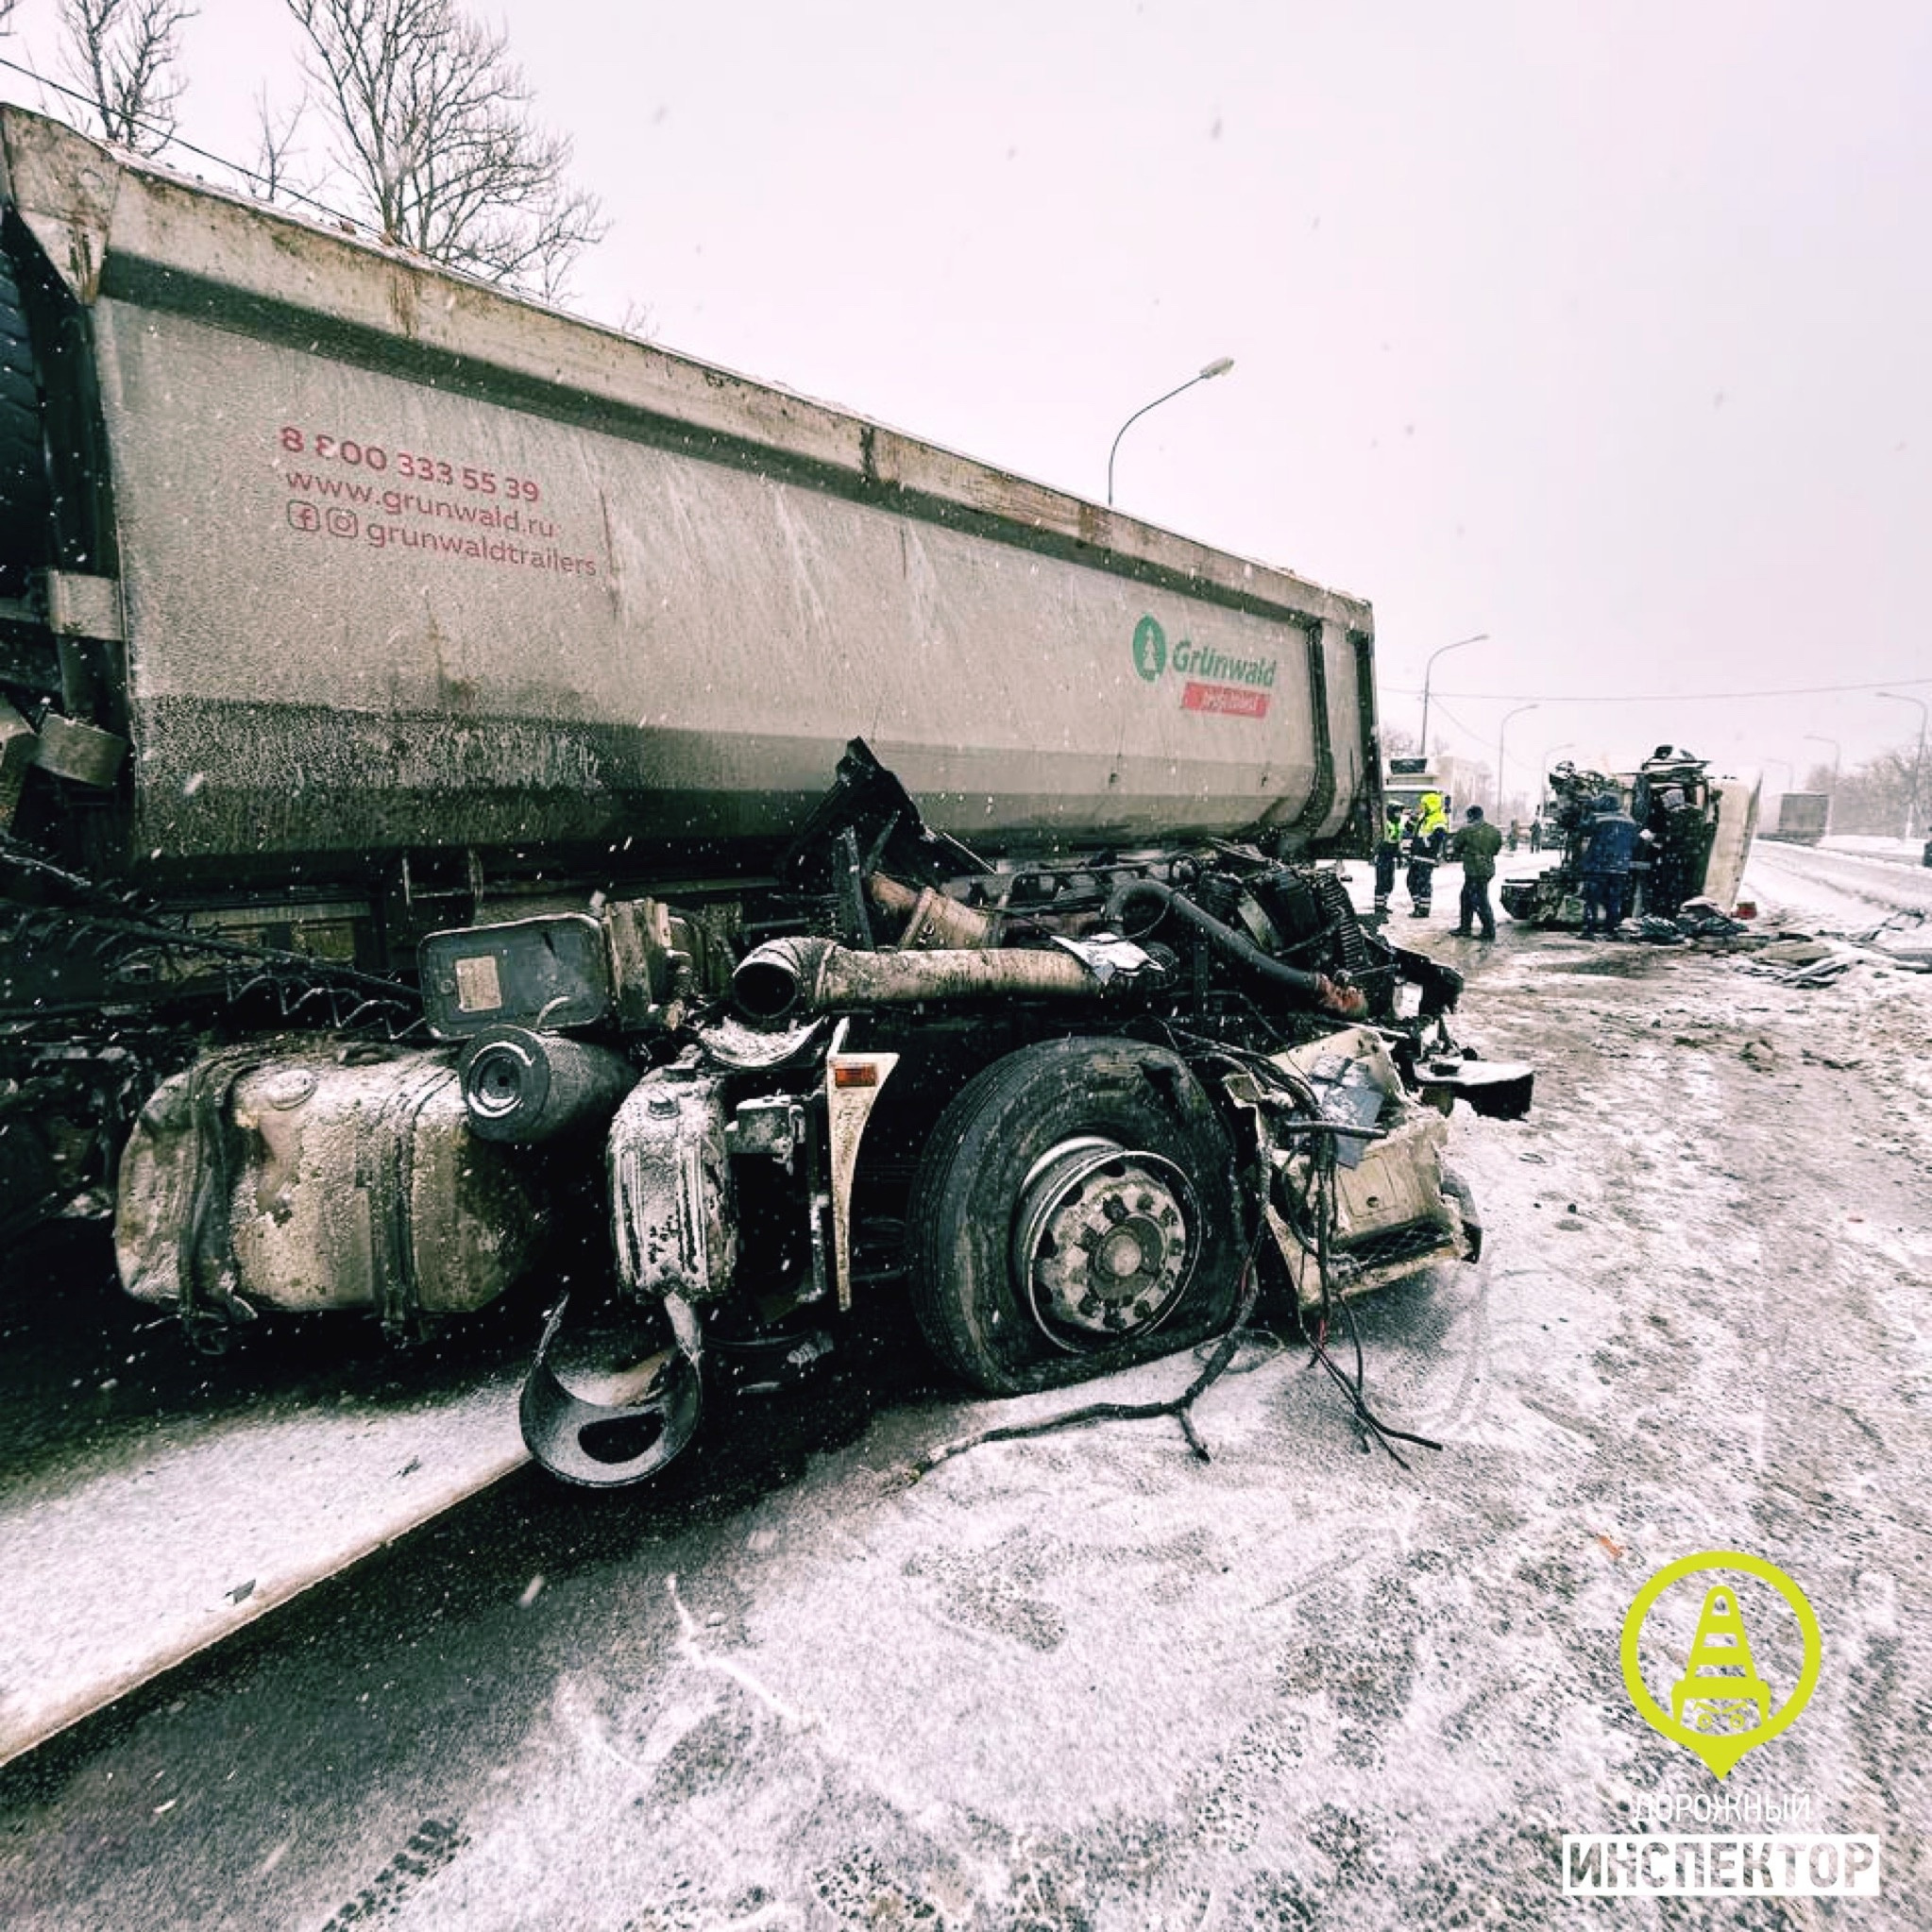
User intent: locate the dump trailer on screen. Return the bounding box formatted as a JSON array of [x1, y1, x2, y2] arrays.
[[1500, 748, 1758, 927], [1, 110, 1529, 1485]]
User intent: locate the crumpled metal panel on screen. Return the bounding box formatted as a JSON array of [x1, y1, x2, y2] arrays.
[[1241, 1026, 1466, 1309]]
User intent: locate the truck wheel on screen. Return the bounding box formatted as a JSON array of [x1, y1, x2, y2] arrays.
[[907, 1037, 1245, 1396], [0, 246, 49, 568]]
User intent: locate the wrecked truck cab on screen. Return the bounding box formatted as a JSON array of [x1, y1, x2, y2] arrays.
[[418, 743, 1529, 1485], [1501, 752, 1760, 929]]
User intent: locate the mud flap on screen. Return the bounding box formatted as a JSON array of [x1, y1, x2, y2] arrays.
[[519, 1290, 704, 1487], [1441, 1166, 1483, 1264]]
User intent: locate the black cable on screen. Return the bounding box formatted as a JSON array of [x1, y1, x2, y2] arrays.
[[911, 1229, 1270, 1478], [4, 838, 417, 1004], [1301, 1127, 1443, 1466]]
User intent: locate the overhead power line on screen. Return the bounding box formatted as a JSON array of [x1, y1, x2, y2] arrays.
[[1423, 697, 1489, 754], [0, 53, 360, 232]]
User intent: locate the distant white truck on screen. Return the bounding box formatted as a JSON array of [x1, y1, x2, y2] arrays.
[[1762, 792, 1830, 846], [1383, 754, 1483, 822]]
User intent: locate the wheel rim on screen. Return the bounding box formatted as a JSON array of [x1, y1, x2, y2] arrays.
[[1011, 1136, 1200, 1352]]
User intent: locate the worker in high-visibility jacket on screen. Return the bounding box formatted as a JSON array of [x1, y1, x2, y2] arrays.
[[1406, 791, 1449, 918], [1371, 802, 1404, 922]]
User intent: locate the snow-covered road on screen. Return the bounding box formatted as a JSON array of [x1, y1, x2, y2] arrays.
[[1744, 837, 1932, 928], [6, 886, 1928, 1930]]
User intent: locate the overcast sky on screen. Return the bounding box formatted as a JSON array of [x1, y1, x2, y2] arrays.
[[5, 0, 1929, 796]]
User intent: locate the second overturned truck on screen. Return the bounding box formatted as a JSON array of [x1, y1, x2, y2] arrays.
[[1, 110, 1530, 1485], [1501, 748, 1758, 930]]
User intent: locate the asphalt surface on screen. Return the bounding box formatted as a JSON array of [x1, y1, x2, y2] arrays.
[[0, 847, 1926, 1930]]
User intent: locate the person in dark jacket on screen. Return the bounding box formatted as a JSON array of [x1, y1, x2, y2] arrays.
[[1645, 785, 1702, 919], [1579, 791, 1639, 936], [1449, 805, 1503, 938], [1371, 803, 1403, 922]]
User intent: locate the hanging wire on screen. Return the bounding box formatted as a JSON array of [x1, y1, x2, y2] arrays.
[[0, 51, 366, 232]]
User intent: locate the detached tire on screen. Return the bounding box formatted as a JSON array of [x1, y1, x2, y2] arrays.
[[907, 1036, 1245, 1396]]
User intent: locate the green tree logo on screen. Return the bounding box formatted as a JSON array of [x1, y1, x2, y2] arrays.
[[1620, 1551, 1822, 1779], [1132, 614, 1167, 683]]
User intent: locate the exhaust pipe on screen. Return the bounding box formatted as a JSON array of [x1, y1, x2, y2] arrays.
[[734, 937, 1101, 1021]]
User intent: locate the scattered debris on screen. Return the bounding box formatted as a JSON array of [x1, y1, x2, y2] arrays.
[[1753, 939, 1838, 967], [1773, 956, 1858, 988]]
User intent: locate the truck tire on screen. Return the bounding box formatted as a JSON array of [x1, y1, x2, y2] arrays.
[[906, 1037, 1245, 1397], [0, 244, 49, 568]]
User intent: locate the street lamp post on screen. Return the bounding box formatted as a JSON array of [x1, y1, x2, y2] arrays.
[[1803, 733, 1840, 833], [1496, 703, 1538, 820], [1876, 692, 1929, 839], [1105, 358, 1235, 507], [1418, 632, 1487, 762]]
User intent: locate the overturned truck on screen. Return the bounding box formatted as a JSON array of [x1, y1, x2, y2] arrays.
[[1, 110, 1529, 1484], [1501, 748, 1758, 930]]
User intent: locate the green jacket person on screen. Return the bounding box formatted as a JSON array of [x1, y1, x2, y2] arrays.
[[1449, 805, 1504, 939]]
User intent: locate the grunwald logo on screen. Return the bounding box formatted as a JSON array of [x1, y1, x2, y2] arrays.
[[1132, 613, 1169, 681], [1130, 614, 1278, 696]]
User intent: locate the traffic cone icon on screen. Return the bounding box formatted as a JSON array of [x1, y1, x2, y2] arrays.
[[1670, 1585, 1772, 1736]]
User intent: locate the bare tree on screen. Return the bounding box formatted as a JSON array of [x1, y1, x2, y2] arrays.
[[251, 85, 306, 204], [616, 297, 657, 342], [287, 0, 605, 297], [59, 0, 195, 155], [1823, 742, 1924, 837]]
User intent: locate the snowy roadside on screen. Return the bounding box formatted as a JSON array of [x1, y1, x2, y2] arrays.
[[6, 849, 1929, 1931]]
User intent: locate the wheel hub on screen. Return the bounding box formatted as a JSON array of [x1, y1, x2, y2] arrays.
[[1012, 1137, 1198, 1349]]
